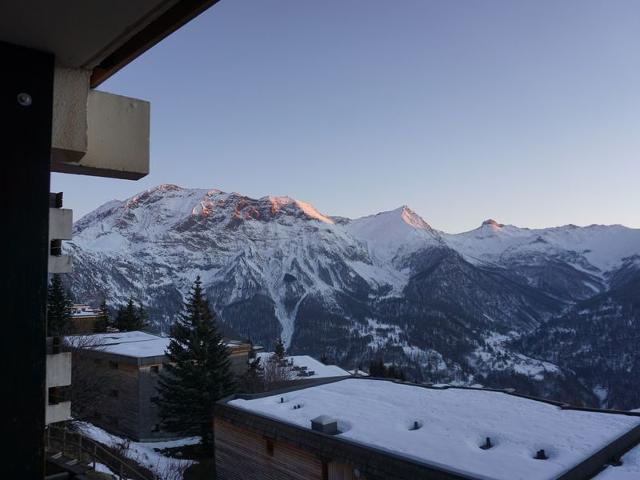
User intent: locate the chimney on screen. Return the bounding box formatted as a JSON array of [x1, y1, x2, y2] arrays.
[[311, 415, 338, 435]]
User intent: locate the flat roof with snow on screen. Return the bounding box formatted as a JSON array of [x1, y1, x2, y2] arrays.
[[67, 331, 170, 360], [224, 378, 640, 480], [68, 331, 249, 364]]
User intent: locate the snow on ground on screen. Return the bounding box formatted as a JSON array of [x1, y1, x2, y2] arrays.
[[595, 443, 640, 479], [354, 318, 404, 349], [229, 378, 640, 480], [93, 462, 119, 477], [257, 353, 350, 379], [469, 333, 560, 381], [74, 421, 197, 478], [593, 385, 609, 406]]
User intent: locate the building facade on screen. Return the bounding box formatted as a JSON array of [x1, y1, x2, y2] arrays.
[[215, 378, 640, 480], [71, 331, 251, 441], [70, 304, 104, 333]]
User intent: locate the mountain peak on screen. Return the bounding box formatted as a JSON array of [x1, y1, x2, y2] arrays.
[[396, 205, 432, 231], [482, 219, 503, 228], [261, 195, 334, 224]]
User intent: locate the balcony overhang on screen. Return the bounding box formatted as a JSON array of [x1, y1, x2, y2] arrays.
[[2, 0, 221, 180], [0, 0, 221, 86]]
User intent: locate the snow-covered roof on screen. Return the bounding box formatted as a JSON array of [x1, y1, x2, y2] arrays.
[[257, 353, 350, 379], [595, 442, 640, 479], [228, 378, 640, 480], [347, 369, 369, 376], [67, 331, 170, 359], [68, 331, 249, 360], [71, 304, 102, 317]]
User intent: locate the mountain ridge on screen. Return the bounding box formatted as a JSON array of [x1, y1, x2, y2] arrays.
[[67, 184, 640, 408]]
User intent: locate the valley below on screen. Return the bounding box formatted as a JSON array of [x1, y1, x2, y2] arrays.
[[67, 185, 640, 409]]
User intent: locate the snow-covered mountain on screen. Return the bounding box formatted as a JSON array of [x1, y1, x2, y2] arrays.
[[67, 184, 640, 408]]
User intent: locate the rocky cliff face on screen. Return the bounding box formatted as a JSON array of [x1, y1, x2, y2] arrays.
[[67, 184, 640, 408]]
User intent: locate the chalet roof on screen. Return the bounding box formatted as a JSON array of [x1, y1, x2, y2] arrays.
[[71, 304, 102, 318], [257, 353, 350, 379], [67, 331, 170, 359], [68, 330, 249, 360], [226, 378, 640, 480]]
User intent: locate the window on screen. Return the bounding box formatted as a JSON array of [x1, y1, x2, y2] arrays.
[[265, 438, 274, 457], [108, 361, 118, 370], [109, 389, 119, 398], [150, 365, 159, 373]]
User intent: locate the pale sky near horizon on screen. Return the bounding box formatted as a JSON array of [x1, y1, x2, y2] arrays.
[[52, 0, 640, 233]]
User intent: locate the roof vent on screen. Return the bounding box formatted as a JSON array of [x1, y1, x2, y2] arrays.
[[311, 415, 338, 435], [534, 449, 548, 460], [608, 455, 623, 467], [480, 437, 493, 450], [409, 420, 422, 431]]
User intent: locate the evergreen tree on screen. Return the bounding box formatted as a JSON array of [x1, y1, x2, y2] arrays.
[[238, 356, 264, 394], [155, 277, 234, 453], [47, 274, 73, 336], [115, 298, 147, 331], [274, 337, 286, 359], [368, 358, 386, 377], [320, 353, 329, 365], [94, 298, 110, 333]]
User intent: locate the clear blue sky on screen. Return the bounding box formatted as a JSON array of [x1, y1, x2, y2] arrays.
[[52, 0, 640, 233]]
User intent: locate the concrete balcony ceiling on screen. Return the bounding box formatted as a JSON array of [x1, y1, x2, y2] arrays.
[[0, 0, 220, 86]]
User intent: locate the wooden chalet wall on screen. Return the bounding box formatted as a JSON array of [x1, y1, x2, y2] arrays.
[[215, 418, 326, 480]]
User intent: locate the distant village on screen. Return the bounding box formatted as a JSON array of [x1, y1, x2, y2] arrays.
[[44, 272, 640, 480]]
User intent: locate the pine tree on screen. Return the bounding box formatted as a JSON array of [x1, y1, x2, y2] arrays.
[[274, 336, 286, 359], [47, 274, 73, 336], [115, 298, 147, 331], [368, 358, 386, 377], [238, 356, 264, 394], [94, 298, 110, 333], [155, 277, 234, 453]]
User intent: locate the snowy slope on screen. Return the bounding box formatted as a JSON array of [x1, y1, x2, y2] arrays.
[[446, 219, 640, 274], [345, 206, 443, 264]]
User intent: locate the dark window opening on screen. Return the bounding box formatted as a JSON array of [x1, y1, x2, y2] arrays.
[[109, 361, 118, 370], [50, 239, 62, 256], [265, 438, 274, 457], [150, 365, 159, 373]]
